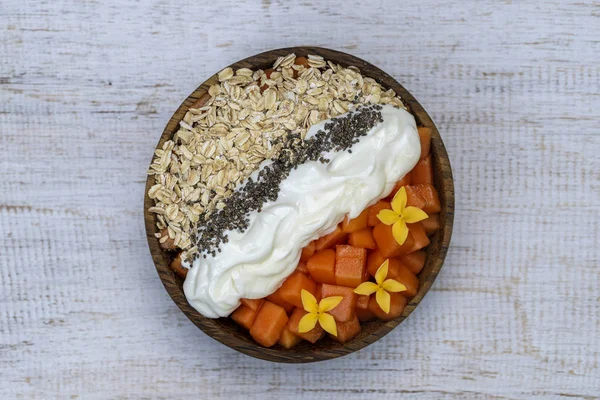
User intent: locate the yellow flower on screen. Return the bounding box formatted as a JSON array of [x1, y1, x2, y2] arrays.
[[353, 260, 406, 314], [298, 289, 343, 336], [377, 186, 428, 245]]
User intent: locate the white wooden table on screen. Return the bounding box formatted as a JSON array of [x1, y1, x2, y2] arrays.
[[2, 1, 599, 398]]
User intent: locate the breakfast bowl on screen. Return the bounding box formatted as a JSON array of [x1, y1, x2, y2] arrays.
[[144, 46, 454, 363]]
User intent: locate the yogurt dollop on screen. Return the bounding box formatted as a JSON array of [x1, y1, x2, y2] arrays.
[[184, 105, 420, 318]]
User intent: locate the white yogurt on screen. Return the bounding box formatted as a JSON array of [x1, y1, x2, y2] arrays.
[[183, 105, 420, 318]]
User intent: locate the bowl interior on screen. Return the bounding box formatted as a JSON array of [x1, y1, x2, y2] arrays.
[[144, 47, 454, 363]]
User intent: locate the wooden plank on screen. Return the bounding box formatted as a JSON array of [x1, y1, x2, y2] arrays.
[[1, 0, 598, 398]]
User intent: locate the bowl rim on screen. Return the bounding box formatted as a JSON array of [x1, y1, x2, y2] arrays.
[[144, 46, 454, 363]]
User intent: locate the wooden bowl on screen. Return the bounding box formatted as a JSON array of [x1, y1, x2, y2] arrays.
[[144, 47, 454, 363]]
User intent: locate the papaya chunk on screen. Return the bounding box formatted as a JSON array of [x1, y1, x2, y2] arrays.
[[249, 301, 289, 347]]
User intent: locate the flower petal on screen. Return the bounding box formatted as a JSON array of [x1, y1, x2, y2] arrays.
[[298, 312, 319, 333], [318, 313, 338, 336], [403, 206, 428, 224], [318, 296, 344, 312], [382, 279, 407, 293], [377, 209, 400, 226], [301, 289, 318, 313], [353, 282, 379, 296], [392, 220, 409, 245], [375, 259, 389, 286], [391, 186, 407, 214], [376, 288, 391, 314]]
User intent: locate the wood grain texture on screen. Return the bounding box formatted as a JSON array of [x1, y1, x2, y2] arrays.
[[1, 0, 599, 398], [145, 46, 454, 363]]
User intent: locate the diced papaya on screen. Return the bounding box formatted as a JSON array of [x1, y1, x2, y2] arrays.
[[417, 126, 431, 159], [296, 260, 309, 274], [307, 249, 336, 285], [368, 291, 407, 321], [386, 174, 412, 201], [315, 225, 348, 250], [240, 298, 264, 312], [279, 271, 317, 309], [320, 284, 357, 322], [408, 222, 430, 253], [355, 294, 375, 322], [411, 155, 433, 185], [231, 305, 257, 330], [300, 241, 316, 261], [422, 213, 440, 236], [406, 184, 441, 214], [267, 288, 295, 314], [361, 260, 370, 283], [367, 200, 391, 226], [331, 315, 361, 344], [366, 249, 404, 279], [405, 185, 427, 211], [348, 228, 377, 249], [249, 301, 289, 347], [393, 264, 420, 298], [342, 209, 369, 233], [315, 283, 322, 301], [287, 308, 324, 343], [335, 246, 367, 288], [372, 223, 415, 258], [278, 326, 303, 349], [400, 251, 426, 275], [336, 245, 366, 258]]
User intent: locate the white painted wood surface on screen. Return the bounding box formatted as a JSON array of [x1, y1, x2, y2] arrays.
[[1, 0, 599, 398]]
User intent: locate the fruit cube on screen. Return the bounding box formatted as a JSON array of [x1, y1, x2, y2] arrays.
[[406, 184, 441, 214], [342, 209, 369, 233], [366, 249, 404, 278], [307, 249, 336, 284], [335, 245, 367, 288], [315, 225, 348, 250], [393, 264, 420, 298], [231, 305, 257, 330], [368, 291, 407, 321], [400, 251, 426, 275], [331, 315, 361, 344], [300, 241, 316, 261], [287, 308, 324, 343], [320, 284, 357, 322], [417, 126, 431, 159], [296, 260, 309, 274], [278, 326, 302, 349], [408, 222, 430, 253], [367, 200, 391, 226], [267, 288, 294, 314], [372, 223, 415, 258], [422, 213, 440, 236], [405, 185, 427, 211], [240, 298, 264, 312], [355, 294, 375, 322], [249, 301, 289, 347], [386, 174, 412, 201], [411, 155, 433, 185], [348, 227, 377, 249], [279, 271, 317, 308]]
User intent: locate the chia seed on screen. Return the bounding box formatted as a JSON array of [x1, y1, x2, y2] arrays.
[[193, 104, 383, 258]]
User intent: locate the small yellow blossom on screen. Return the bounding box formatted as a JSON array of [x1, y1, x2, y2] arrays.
[[353, 260, 406, 313], [377, 186, 428, 245], [298, 290, 343, 336]]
